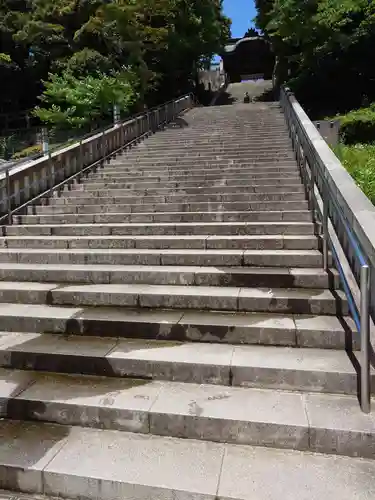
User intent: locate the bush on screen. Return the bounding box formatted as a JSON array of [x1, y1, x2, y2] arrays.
[[334, 143, 375, 204], [339, 107, 375, 145], [34, 69, 139, 130], [12, 144, 42, 160]]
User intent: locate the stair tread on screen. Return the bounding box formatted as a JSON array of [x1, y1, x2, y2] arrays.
[[0, 248, 323, 254], [1, 420, 374, 500], [0, 263, 333, 274], [2, 369, 375, 456], [0, 280, 343, 297], [0, 332, 354, 371]]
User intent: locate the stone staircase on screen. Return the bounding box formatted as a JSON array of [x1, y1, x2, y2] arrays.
[[0, 93, 374, 499]]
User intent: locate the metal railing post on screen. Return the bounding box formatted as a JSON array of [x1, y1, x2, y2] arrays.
[[360, 264, 371, 413], [322, 190, 329, 271], [6, 168, 12, 225]]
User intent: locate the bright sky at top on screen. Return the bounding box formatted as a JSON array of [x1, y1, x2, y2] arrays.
[[223, 0, 257, 38]]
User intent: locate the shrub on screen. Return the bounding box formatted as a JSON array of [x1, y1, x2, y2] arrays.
[[12, 144, 42, 160], [34, 69, 139, 130], [339, 106, 375, 145], [334, 143, 375, 204]]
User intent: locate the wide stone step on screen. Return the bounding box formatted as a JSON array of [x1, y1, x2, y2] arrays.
[[0, 334, 362, 393], [0, 248, 325, 267], [102, 160, 298, 171], [28, 200, 309, 214], [138, 140, 291, 150], [87, 171, 301, 183], [6, 221, 315, 237], [0, 282, 346, 315], [1, 421, 374, 500], [0, 264, 337, 289], [93, 165, 299, 177], [63, 183, 305, 197], [124, 148, 294, 158], [0, 234, 319, 251], [107, 158, 297, 166], [3, 371, 374, 457], [14, 209, 313, 224], [47, 192, 306, 206], [72, 177, 303, 190], [0, 303, 355, 349], [151, 129, 289, 137]]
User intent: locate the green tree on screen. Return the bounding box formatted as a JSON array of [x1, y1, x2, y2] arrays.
[[254, 0, 375, 116]]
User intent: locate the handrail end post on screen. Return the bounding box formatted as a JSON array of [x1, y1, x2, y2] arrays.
[[360, 263, 371, 413]]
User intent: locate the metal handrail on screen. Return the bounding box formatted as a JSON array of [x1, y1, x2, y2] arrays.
[[280, 86, 371, 413], [0, 93, 194, 225]]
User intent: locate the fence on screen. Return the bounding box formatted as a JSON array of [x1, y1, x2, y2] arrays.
[[280, 86, 373, 413], [0, 94, 193, 224]]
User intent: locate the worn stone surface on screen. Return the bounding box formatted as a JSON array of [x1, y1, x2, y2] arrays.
[[218, 442, 375, 500], [150, 382, 309, 449], [43, 426, 224, 500]]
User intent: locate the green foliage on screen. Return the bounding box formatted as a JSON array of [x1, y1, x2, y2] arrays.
[[0, 0, 230, 122], [34, 70, 139, 129], [255, 0, 375, 117], [335, 143, 375, 204], [339, 106, 375, 145], [11, 144, 41, 160]]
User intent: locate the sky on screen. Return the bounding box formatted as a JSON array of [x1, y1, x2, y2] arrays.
[[223, 0, 257, 38]]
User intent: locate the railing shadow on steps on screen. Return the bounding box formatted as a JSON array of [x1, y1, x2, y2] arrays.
[[280, 86, 373, 413], [0, 93, 194, 225]]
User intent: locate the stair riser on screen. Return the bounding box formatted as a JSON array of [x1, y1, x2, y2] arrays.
[[101, 161, 298, 170], [6, 223, 315, 237], [71, 179, 303, 190], [87, 172, 301, 182], [47, 193, 306, 206], [75, 177, 302, 189], [0, 351, 359, 397], [123, 149, 294, 159], [0, 252, 324, 268], [14, 211, 313, 224], [62, 185, 305, 197], [0, 236, 319, 251], [0, 287, 344, 315], [7, 397, 370, 457], [149, 131, 290, 138], [0, 269, 333, 289], [28, 201, 309, 215], [91, 165, 299, 176], [0, 313, 352, 349], [137, 142, 292, 150]]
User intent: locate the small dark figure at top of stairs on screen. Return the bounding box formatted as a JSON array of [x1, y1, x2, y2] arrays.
[[244, 91, 250, 103]]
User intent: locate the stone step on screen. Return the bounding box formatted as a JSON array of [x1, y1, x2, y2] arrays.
[[0, 282, 346, 315], [28, 200, 309, 215], [150, 129, 289, 137], [92, 165, 299, 177], [0, 234, 319, 251], [0, 263, 337, 289], [123, 148, 294, 158], [62, 183, 305, 197], [137, 140, 291, 150], [100, 161, 298, 171], [87, 171, 301, 183], [6, 221, 316, 237], [1, 421, 374, 500], [0, 303, 355, 348], [46, 192, 306, 207], [71, 177, 303, 190], [3, 371, 374, 457], [14, 210, 313, 225], [0, 248, 325, 267], [0, 334, 362, 393]]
